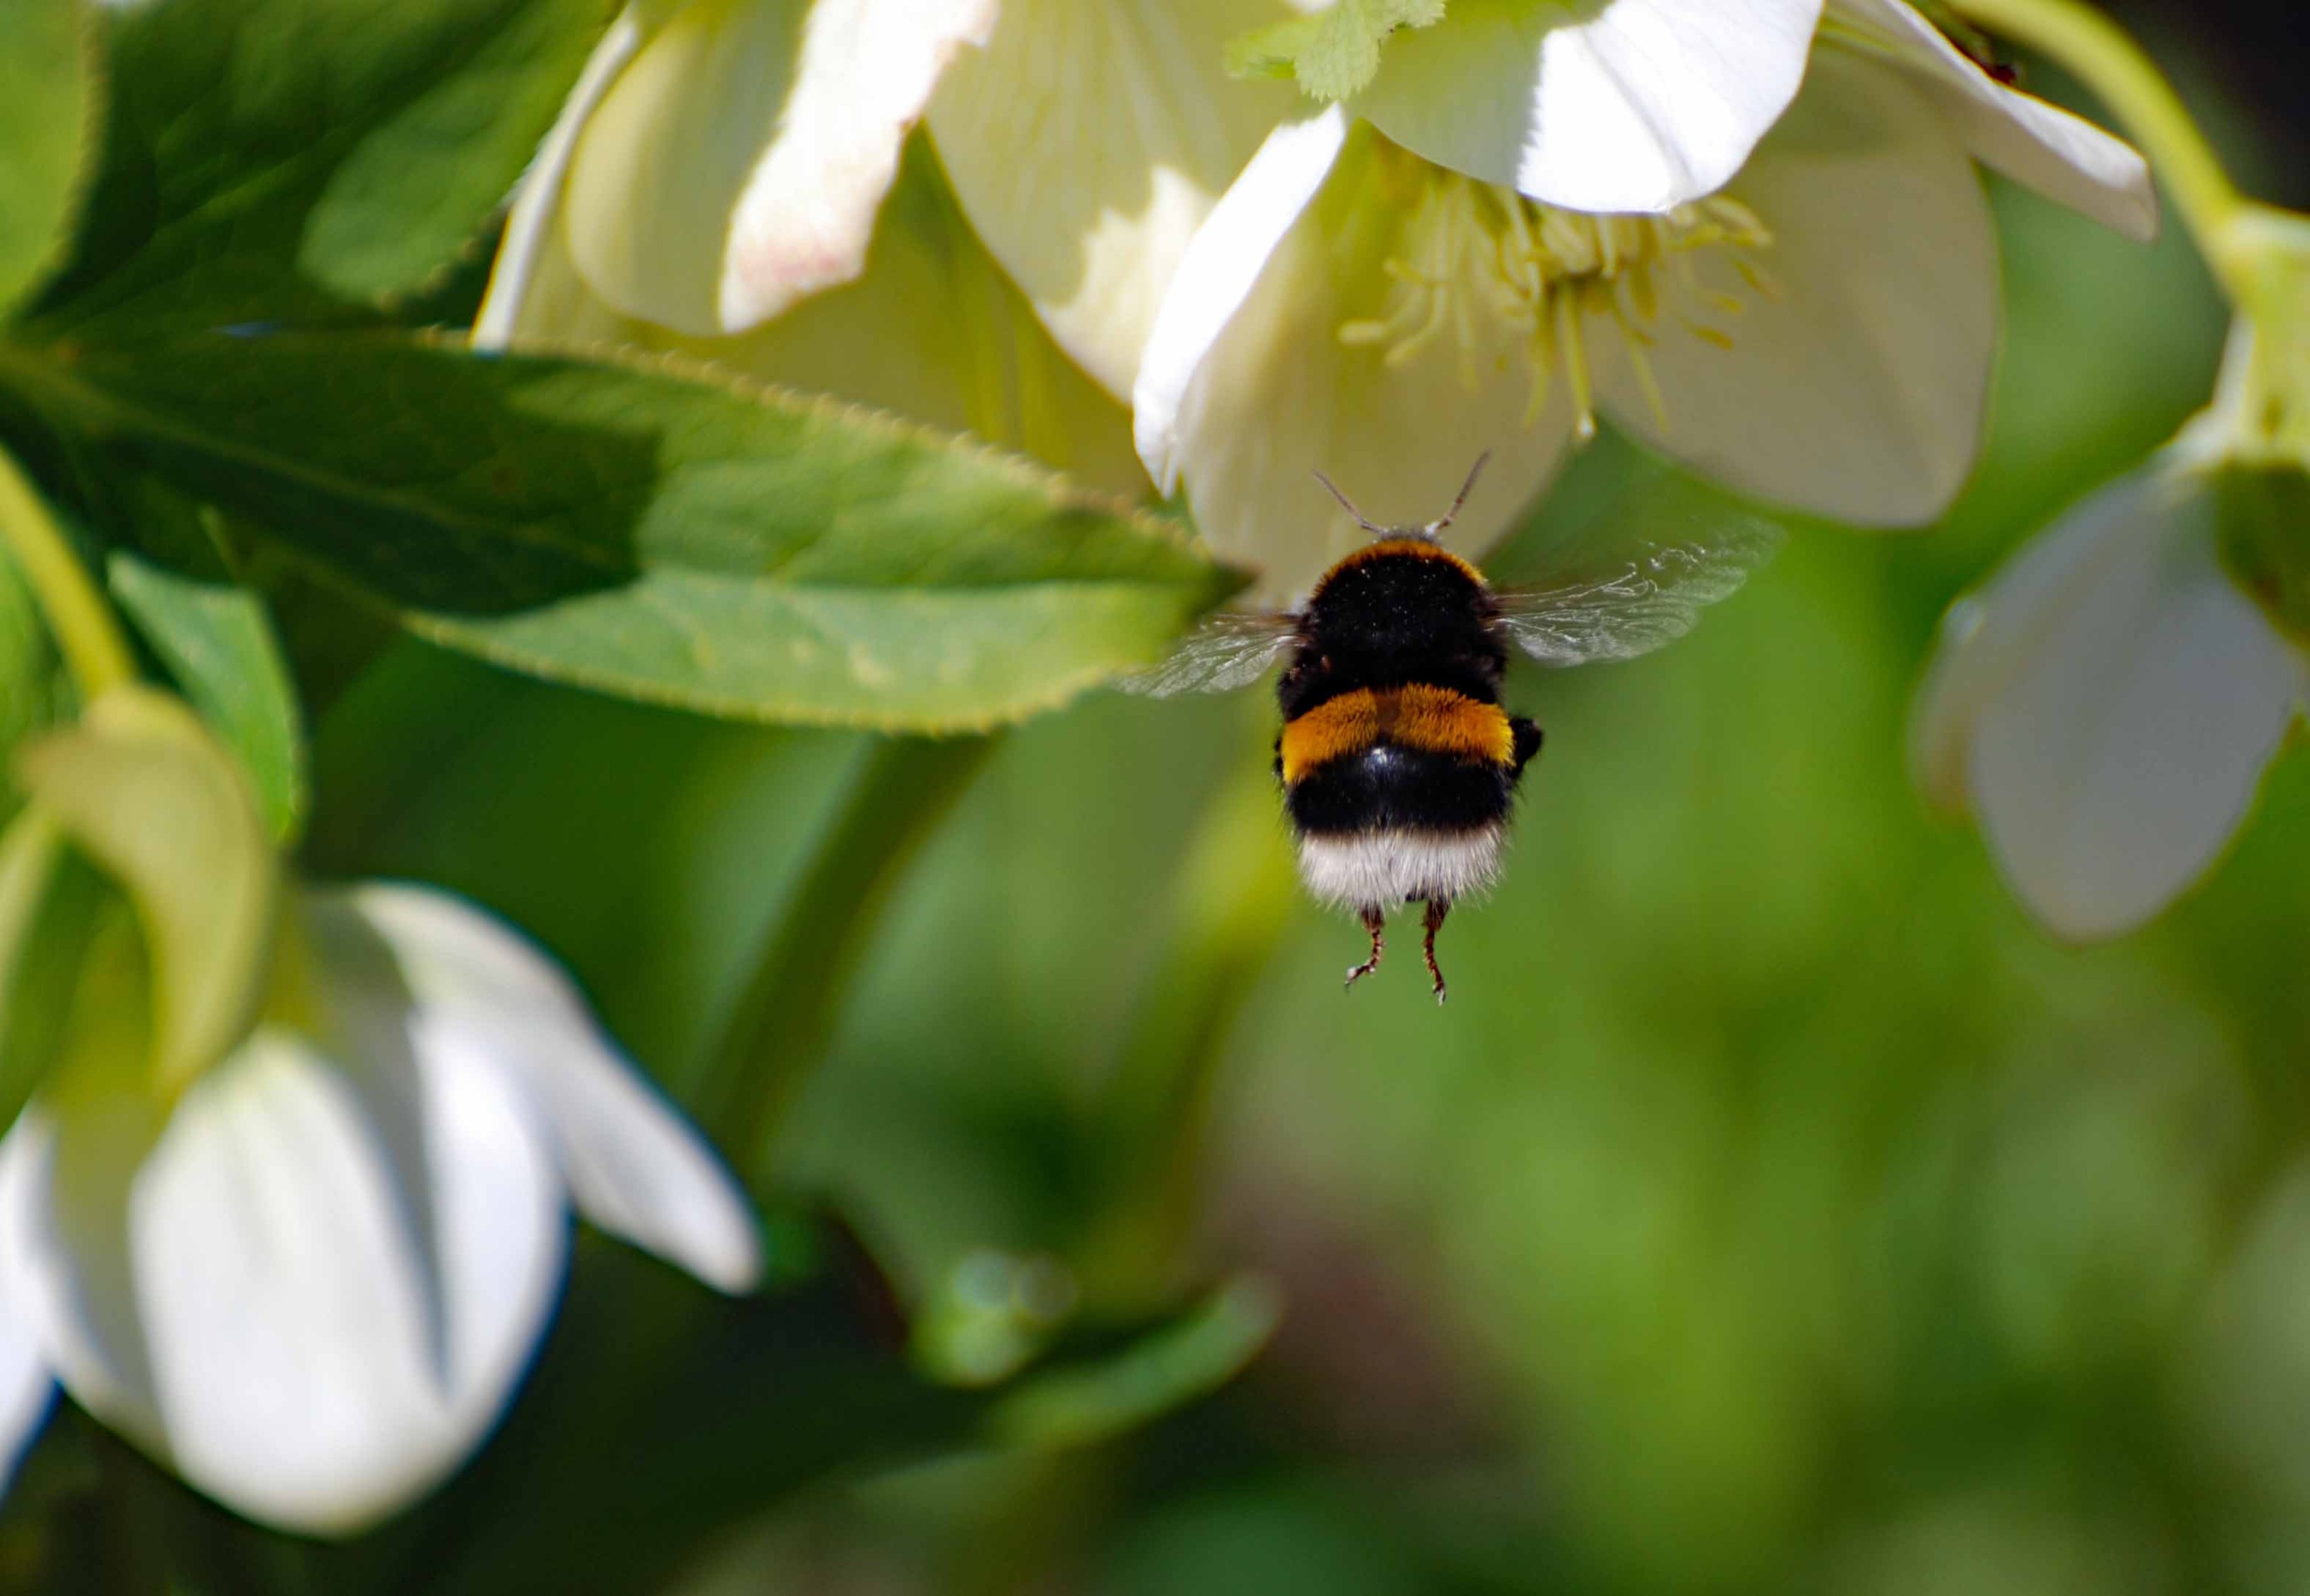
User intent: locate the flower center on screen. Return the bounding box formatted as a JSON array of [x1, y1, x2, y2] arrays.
[[1339, 165, 1776, 443]]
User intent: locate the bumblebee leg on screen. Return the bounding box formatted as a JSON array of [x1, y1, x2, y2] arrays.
[[1421, 899, 1451, 1004], [1344, 905, 1386, 991]]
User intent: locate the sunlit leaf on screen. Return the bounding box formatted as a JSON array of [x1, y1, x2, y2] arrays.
[[14, 687, 278, 1096], [111, 548, 308, 845], [0, 0, 98, 318], [43, 333, 1246, 732]]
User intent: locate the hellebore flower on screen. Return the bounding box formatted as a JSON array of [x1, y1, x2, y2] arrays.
[[0, 882, 760, 1531], [1914, 227, 2310, 941], [1135, 0, 2157, 600], [476, 0, 1295, 492]]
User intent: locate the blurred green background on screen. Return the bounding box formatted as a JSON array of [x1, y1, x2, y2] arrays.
[[22, 17, 2310, 1595]]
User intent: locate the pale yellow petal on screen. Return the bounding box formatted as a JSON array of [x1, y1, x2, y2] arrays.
[[927, 0, 1299, 399], [1594, 51, 1997, 526], [1145, 124, 1574, 603]]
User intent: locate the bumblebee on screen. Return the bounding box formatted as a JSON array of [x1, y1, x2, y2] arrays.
[[1130, 455, 1780, 1002]]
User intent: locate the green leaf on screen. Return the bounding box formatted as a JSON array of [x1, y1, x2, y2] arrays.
[[0, 545, 75, 823], [1230, 0, 1445, 101], [14, 686, 278, 1096], [25, 0, 604, 337], [0, 811, 111, 1130], [111, 548, 308, 845], [0, 0, 99, 319], [42, 333, 1248, 732]]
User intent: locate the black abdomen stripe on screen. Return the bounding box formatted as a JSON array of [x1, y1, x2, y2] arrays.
[[1286, 742, 1519, 835]]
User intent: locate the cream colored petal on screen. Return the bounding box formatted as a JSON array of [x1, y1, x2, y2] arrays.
[[1961, 470, 2308, 941], [563, 0, 993, 337], [1911, 474, 2120, 814], [475, 3, 650, 349], [1357, 0, 1822, 214], [561, 0, 800, 335], [1142, 121, 1574, 603], [1595, 51, 1997, 526], [505, 138, 1147, 498], [926, 0, 1298, 399], [135, 1037, 563, 1534], [347, 884, 761, 1295], [720, 0, 998, 332], [1828, 0, 2156, 241]]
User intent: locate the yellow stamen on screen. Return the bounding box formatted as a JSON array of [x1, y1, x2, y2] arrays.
[[1337, 155, 1776, 446]]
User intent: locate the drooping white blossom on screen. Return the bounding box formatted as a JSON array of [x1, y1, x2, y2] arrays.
[[0, 884, 759, 1532], [1914, 324, 2310, 942]]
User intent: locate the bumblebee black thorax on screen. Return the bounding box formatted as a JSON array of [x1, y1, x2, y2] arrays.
[[1273, 543, 1543, 870], [1277, 540, 1508, 718]]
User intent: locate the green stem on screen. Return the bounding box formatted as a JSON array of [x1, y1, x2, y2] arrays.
[[701, 733, 998, 1175], [1948, 0, 2249, 294], [0, 443, 135, 700]]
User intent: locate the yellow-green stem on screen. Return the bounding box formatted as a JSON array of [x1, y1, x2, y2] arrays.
[[1948, 0, 2249, 295], [0, 445, 134, 701]]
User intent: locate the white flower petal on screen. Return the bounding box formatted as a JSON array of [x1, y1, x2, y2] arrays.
[[1356, 0, 1823, 213], [474, 4, 650, 349], [1135, 106, 1347, 500], [720, 0, 998, 332], [926, 0, 1296, 398], [561, 0, 989, 337], [0, 1293, 51, 1505], [1957, 469, 2308, 941], [1910, 469, 2127, 813], [1594, 50, 1997, 525], [349, 886, 761, 1297], [0, 1293, 53, 1495], [2, 1028, 564, 1534], [1829, 0, 2156, 241], [150, 1042, 558, 1534], [561, 0, 799, 335], [1142, 122, 1574, 602], [0, 1096, 168, 1454]]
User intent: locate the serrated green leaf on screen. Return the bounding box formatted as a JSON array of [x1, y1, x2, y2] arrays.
[[111, 548, 308, 845], [26, 0, 603, 337], [0, 0, 99, 318], [39, 333, 1248, 732], [1235, 0, 1445, 101], [14, 686, 278, 1096]]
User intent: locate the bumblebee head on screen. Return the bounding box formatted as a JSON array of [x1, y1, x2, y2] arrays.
[[1313, 451, 1490, 544]]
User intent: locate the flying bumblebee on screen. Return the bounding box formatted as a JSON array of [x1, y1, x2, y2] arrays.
[[1126, 453, 1781, 1002]]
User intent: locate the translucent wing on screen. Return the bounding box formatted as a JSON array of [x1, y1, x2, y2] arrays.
[[1116, 609, 1300, 696], [1490, 451, 1787, 668]]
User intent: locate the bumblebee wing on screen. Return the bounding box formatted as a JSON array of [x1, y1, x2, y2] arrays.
[[1491, 458, 1786, 667], [1116, 609, 1301, 696]]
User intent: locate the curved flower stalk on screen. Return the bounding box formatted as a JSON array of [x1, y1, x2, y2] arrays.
[[1135, 0, 2155, 600], [0, 883, 761, 1531], [475, 0, 1296, 494], [1914, 273, 2310, 940]]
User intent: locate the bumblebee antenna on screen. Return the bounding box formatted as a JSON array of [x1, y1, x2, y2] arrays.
[[1425, 451, 1490, 536], [1312, 470, 1388, 537]]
